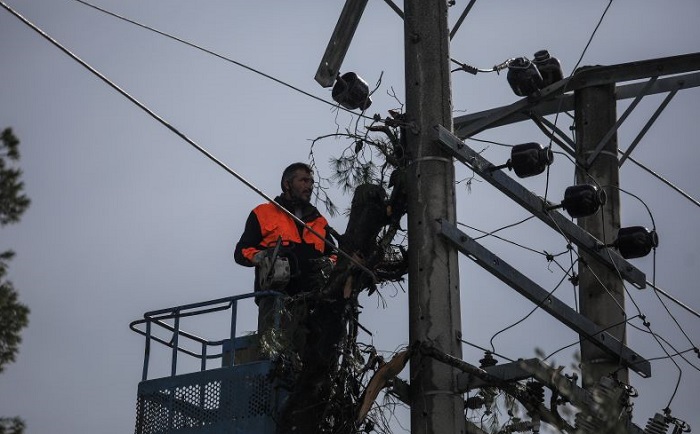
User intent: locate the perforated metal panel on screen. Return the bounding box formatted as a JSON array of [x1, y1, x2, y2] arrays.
[[135, 361, 281, 434]]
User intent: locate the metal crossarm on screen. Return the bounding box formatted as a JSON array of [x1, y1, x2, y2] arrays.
[[584, 77, 658, 168], [453, 69, 700, 139], [436, 125, 647, 289], [314, 0, 369, 87], [438, 220, 651, 378]]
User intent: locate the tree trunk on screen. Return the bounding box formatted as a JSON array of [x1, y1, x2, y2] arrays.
[[281, 183, 394, 434]]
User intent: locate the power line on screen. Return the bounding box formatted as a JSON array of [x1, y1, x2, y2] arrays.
[[71, 0, 375, 121], [459, 337, 515, 363], [518, 130, 698, 355], [457, 219, 541, 256], [0, 0, 377, 281], [629, 322, 700, 372], [542, 0, 614, 202], [488, 262, 575, 354], [622, 151, 700, 209], [650, 251, 698, 355], [647, 281, 700, 321]]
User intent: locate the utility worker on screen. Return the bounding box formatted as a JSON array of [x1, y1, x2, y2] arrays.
[[234, 162, 336, 358]]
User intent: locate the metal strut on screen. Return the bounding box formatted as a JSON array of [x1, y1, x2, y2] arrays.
[[436, 125, 647, 289], [438, 220, 651, 378]]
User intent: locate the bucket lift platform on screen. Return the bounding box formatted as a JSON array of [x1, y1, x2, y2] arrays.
[[130, 292, 286, 434]]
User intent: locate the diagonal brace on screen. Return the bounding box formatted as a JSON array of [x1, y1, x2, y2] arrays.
[[436, 125, 646, 289], [619, 87, 678, 167], [439, 220, 651, 378], [584, 76, 657, 168], [528, 112, 578, 160]]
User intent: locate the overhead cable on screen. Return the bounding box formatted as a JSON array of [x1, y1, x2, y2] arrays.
[[0, 1, 377, 282], [543, 0, 614, 202], [71, 0, 375, 121], [488, 262, 575, 354], [622, 151, 700, 209], [646, 281, 700, 321]]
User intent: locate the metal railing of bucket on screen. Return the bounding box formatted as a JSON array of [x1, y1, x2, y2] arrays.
[[130, 291, 281, 381]]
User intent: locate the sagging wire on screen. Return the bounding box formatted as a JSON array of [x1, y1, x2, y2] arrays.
[[627, 323, 700, 372], [71, 0, 376, 121], [0, 1, 378, 282], [577, 250, 631, 374], [632, 317, 684, 409], [457, 219, 576, 277], [542, 314, 643, 362], [542, 0, 615, 204], [604, 287, 686, 413], [474, 216, 534, 241], [597, 185, 697, 404], [488, 261, 576, 354], [583, 230, 686, 412]]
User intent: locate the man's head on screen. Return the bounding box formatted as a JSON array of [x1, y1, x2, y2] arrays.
[[281, 162, 314, 204]]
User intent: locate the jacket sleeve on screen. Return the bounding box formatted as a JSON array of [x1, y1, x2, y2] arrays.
[[234, 211, 263, 267]]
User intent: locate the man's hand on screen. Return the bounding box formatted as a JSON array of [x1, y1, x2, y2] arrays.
[[251, 250, 267, 266]]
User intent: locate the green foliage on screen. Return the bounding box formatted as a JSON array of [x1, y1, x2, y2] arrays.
[[0, 127, 30, 434], [0, 417, 25, 434], [308, 119, 406, 218], [330, 154, 378, 195], [0, 128, 30, 226], [0, 254, 29, 374]]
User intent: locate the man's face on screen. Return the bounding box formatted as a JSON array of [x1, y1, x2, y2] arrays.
[[286, 169, 314, 203]]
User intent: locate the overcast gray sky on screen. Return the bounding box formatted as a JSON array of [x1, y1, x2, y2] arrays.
[[1, 1, 699, 433]]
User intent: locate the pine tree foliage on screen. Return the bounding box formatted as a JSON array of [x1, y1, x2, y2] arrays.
[[0, 417, 24, 434], [0, 252, 29, 373], [0, 127, 30, 433], [0, 128, 30, 226], [290, 113, 411, 433]]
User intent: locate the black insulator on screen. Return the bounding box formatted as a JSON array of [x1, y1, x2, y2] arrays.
[[532, 50, 564, 88], [506, 57, 544, 97], [526, 381, 545, 403], [479, 351, 498, 368], [644, 413, 670, 434], [464, 396, 485, 409], [510, 142, 554, 178], [332, 72, 372, 110], [503, 420, 535, 433], [560, 184, 606, 218], [614, 226, 659, 259]]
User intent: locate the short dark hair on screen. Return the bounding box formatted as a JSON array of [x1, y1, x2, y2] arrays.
[[281, 162, 313, 192]]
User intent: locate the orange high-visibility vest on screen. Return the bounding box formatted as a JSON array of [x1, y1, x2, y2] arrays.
[[241, 202, 330, 262]]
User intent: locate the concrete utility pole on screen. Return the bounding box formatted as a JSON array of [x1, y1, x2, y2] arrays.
[[403, 1, 464, 434], [574, 81, 629, 390]]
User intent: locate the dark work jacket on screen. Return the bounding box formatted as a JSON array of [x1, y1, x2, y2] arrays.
[[234, 196, 335, 296]]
